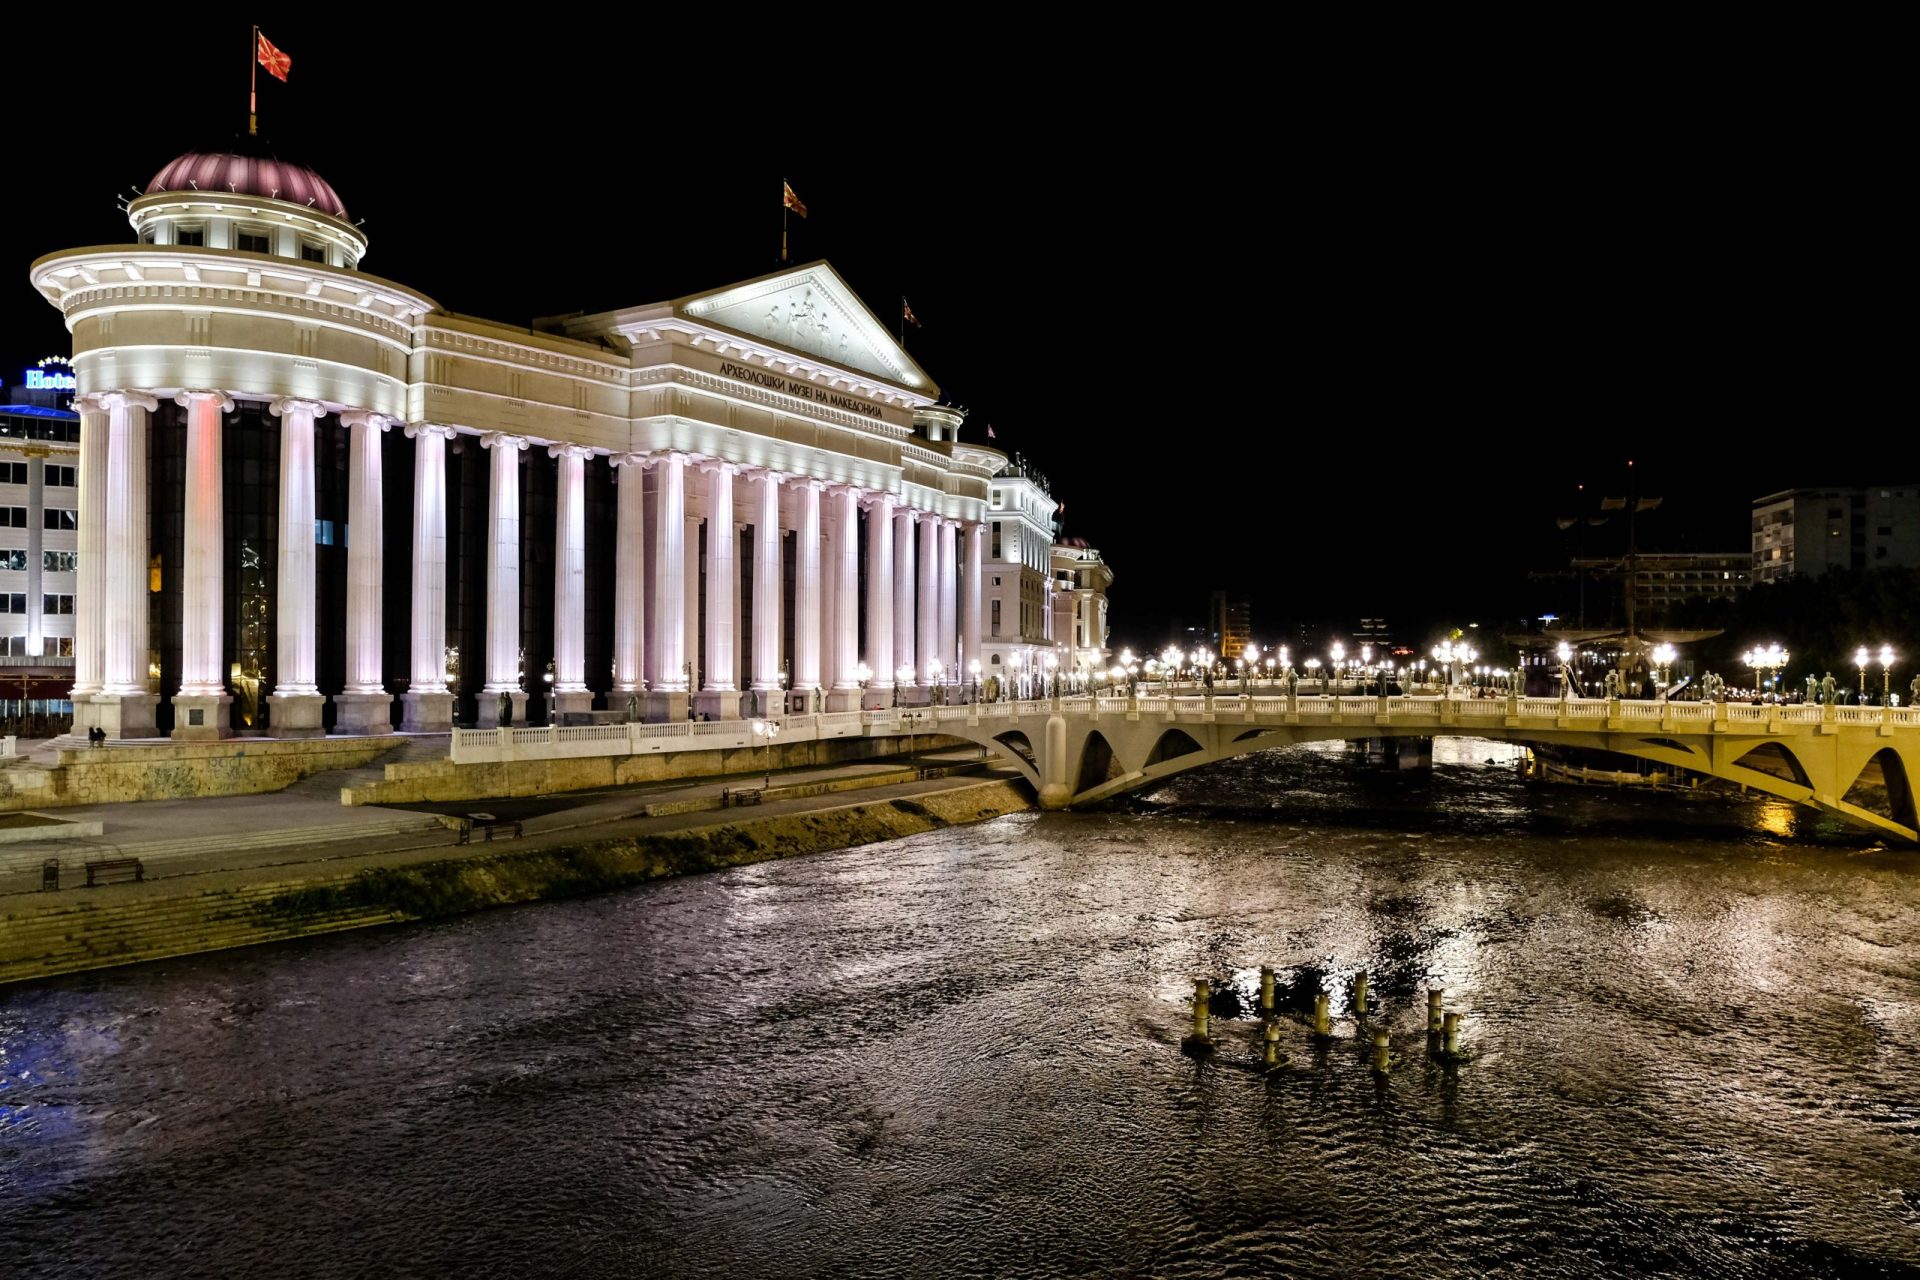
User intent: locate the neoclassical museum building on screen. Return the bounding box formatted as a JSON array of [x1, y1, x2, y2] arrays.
[[30, 145, 1008, 739]]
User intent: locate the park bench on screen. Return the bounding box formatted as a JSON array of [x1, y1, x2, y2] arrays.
[[84, 857, 145, 887], [455, 813, 524, 845]]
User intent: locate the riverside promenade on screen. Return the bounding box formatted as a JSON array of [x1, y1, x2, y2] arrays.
[[0, 746, 1020, 984]]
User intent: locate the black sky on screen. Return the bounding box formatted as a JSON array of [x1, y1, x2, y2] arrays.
[[8, 25, 1903, 652]]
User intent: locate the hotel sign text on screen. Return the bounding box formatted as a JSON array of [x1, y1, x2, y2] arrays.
[[717, 360, 883, 420]]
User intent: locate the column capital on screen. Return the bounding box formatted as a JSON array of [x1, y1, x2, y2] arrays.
[[268, 396, 328, 419], [696, 458, 737, 477], [824, 481, 865, 500], [403, 422, 460, 441], [548, 442, 593, 461], [609, 451, 649, 469], [174, 389, 236, 412], [340, 409, 398, 432], [737, 464, 787, 484], [861, 491, 898, 512], [88, 390, 161, 413], [480, 431, 529, 452]]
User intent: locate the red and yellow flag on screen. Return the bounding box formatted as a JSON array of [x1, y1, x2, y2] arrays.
[[257, 30, 291, 82], [902, 298, 921, 328], [783, 181, 808, 218]]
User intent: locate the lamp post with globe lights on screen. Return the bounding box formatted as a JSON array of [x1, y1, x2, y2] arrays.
[[1556, 641, 1575, 699], [927, 658, 944, 706], [1046, 652, 1060, 700], [750, 717, 779, 788], [1652, 643, 1677, 700], [1742, 644, 1787, 702], [893, 663, 912, 708], [968, 658, 981, 704], [1855, 646, 1870, 705]]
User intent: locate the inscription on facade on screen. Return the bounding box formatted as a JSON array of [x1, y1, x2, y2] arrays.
[[717, 360, 883, 419]]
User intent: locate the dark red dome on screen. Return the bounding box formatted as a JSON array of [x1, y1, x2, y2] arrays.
[[147, 150, 348, 220]]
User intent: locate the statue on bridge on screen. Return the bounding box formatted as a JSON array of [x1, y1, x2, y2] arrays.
[[1806, 674, 1818, 705], [1821, 672, 1837, 706], [1603, 670, 1620, 700]]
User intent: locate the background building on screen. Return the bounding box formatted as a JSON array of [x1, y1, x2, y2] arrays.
[[982, 457, 1057, 698], [1209, 591, 1251, 660], [1, 359, 81, 730], [1051, 538, 1112, 675], [1753, 486, 1920, 583]]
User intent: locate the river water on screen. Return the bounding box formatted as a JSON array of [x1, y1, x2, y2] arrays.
[[3, 741, 1917, 1278]]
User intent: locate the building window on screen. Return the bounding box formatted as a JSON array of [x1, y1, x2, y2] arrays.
[[44, 551, 79, 572], [0, 634, 24, 656], [0, 462, 26, 484], [45, 465, 76, 487], [237, 228, 272, 254], [991, 523, 1001, 558], [175, 226, 205, 247], [991, 599, 1001, 636], [43, 509, 78, 531], [0, 550, 25, 570], [301, 242, 328, 264], [42, 593, 74, 615], [2, 592, 25, 613], [138, 228, 156, 245], [3, 507, 26, 528]]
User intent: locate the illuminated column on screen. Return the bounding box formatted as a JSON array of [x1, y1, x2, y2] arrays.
[[865, 493, 896, 708], [917, 511, 938, 686], [827, 484, 862, 711], [70, 395, 108, 707], [477, 431, 528, 727], [611, 454, 646, 697], [939, 519, 958, 684], [172, 390, 236, 739], [265, 398, 325, 736], [329, 410, 394, 734], [750, 471, 783, 696], [400, 425, 455, 732], [963, 520, 984, 691], [550, 443, 593, 718], [97, 391, 160, 736], [893, 505, 917, 697], [695, 460, 738, 719], [645, 451, 688, 720], [793, 479, 822, 696], [683, 515, 701, 692]]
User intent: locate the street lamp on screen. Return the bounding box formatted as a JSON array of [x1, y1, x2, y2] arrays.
[[1856, 645, 1870, 704], [1304, 656, 1322, 690], [1009, 653, 1024, 701], [893, 662, 912, 707], [750, 717, 779, 788], [928, 658, 945, 705], [1045, 652, 1059, 698], [1651, 643, 1676, 699], [1556, 641, 1574, 699], [1879, 643, 1896, 706], [1330, 643, 1345, 691], [969, 658, 982, 703]]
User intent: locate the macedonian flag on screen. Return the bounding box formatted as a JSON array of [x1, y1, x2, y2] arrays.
[[256, 30, 291, 82], [783, 181, 808, 218]]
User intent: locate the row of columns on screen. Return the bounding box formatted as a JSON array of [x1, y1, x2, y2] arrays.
[[68, 395, 985, 738]]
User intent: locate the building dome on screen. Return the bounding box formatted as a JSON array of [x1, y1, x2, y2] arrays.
[[147, 148, 348, 221]]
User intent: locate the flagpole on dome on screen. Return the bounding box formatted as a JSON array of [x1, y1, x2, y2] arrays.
[[249, 24, 259, 136]]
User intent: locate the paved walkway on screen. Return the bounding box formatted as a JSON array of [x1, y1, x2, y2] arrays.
[[2, 747, 995, 897]]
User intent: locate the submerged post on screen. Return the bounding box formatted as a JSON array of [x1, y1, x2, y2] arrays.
[[1442, 1011, 1464, 1061], [1312, 990, 1331, 1040], [1372, 1029, 1391, 1075], [1353, 971, 1369, 1017], [1264, 1019, 1284, 1071], [1181, 978, 1214, 1057], [1427, 988, 1445, 1035], [1260, 965, 1275, 1015]]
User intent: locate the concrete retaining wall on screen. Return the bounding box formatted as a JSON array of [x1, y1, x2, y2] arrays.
[[343, 733, 965, 805], [0, 738, 404, 812], [0, 778, 1032, 985]]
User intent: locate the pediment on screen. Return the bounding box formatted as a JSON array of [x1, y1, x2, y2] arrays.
[[675, 261, 934, 393]]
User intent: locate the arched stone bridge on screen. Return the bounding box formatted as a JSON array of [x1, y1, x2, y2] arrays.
[[928, 693, 1920, 844]]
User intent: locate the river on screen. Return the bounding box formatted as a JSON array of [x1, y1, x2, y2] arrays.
[[3, 740, 1917, 1278]]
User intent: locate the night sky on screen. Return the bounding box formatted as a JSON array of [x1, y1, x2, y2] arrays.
[[9, 29, 1901, 651]]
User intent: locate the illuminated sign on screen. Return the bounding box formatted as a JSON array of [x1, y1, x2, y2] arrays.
[[716, 360, 883, 420], [25, 370, 76, 391]]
